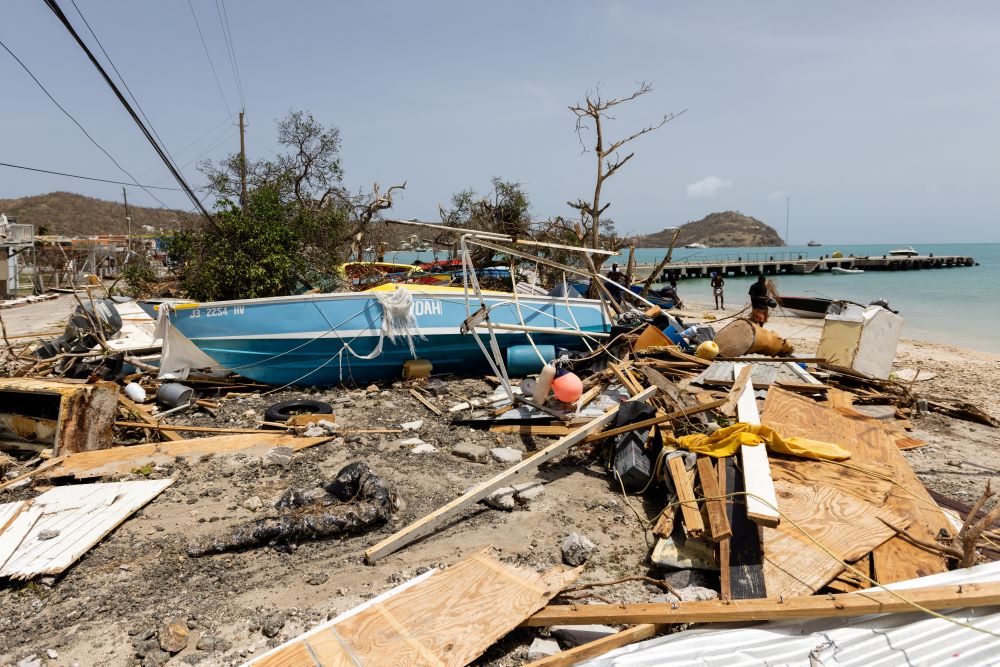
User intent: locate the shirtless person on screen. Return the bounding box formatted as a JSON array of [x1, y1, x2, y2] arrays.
[[711, 272, 725, 309]]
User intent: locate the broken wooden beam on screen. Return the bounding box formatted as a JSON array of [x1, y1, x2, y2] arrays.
[[522, 581, 1000, 626], [524, 624, 662, 667], [734, 363, 780, 528], [364, 386, 657, 564], [696, 455, 732, 541], [581, 399, 726, 444], [667, 454, 704, 537]]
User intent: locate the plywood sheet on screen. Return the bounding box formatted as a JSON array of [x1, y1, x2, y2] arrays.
[[0, 479, 173, 579], [762, 387, 950, 583], [47, 434, 330, 479], [251, 549, 579, 667]]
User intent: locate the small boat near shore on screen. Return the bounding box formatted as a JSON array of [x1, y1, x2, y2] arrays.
[[684, 242, 709, 249], [158, 284, 610, 386], [775, 295, 833, 319], [831, 267, 864, 275], [889, 246, 919, 257]]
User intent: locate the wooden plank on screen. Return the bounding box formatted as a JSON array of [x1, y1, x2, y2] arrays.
[[725, 456, 766, 599], [364, 386, 657, 564], [524, 624, 661, 667], [581, 399, 726, 444], [762, 388, 950, 584], [718, 456, 732, 600], [48, 434, 331, 479], [114, 422, 281, 434], [769, 457, 894, 506], [610, 363, 640, 396], [733, 364, 780, 528], [521, 581, 1000, 626], [0, 505, 39, 571], [256, 549, 580, 667], [118, 395, 183, 441], [0, 456, 66, 491], [488, 424, 574, 437], [696, 455, 731, 541], [409, 388, 443, 416], [668, 455, 704, 538], [719, 364, 754, 417]]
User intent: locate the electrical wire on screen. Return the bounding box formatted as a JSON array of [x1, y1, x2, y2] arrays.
[[0, 36, 172, 210], [68, 0, 178, 168], [0, 161, 182, 190], [186, 0, 233, 118], [215, 0, 246, 111], [41, 0, 214, 223]]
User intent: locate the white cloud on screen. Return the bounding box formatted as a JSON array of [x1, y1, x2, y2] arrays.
[[686, 176, 733, 199]]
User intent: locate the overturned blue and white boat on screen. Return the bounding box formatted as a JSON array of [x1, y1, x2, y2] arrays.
[[156, 284, 611, 386]]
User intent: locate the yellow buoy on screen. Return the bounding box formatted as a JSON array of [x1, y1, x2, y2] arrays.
[[696, 340, 720, 361], [831, 250, 843, 258]]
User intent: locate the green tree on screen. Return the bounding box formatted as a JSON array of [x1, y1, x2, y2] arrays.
[[439, 177, 532, 266]]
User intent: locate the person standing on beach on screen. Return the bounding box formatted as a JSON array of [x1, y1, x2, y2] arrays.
[[749, 275, 769, 324], [711, 272, 725, 309], [606, 263, 625, 304]]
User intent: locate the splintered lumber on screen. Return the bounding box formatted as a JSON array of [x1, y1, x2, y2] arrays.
[[524, 624, 662, 667], [762, 388, 950, 584], [409, 388, 443, 416], [0, 378, 120, 454], [581, 399, 726, 444], [761, 479, 909, 598], [251, 548, 580, 667], [489, 424, 574, 437], [733, 364, 780, 527], [696, 455, 731, 541], [720, 364, 755, 417], [724, 456, 766, 599], [0, 456, 66, 492], [668, 455, 704, 538], [718, 456, 732, 599], [521, 581, 1000, 626], [46, 433, 331, 479], [118, 395, 183, 442], [115, 422, 279, 434], [364, 386, 657, 564]]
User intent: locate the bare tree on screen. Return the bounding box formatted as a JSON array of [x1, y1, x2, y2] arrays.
[[568, 82, 684, 269]]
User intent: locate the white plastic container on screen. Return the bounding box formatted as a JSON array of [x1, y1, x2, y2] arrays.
[[532, 364, 556, 403], [123, 382, 146, 403], [816, 304, 903, 379]]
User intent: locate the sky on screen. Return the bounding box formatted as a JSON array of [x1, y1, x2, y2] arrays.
[[1, 1, 998, 243]]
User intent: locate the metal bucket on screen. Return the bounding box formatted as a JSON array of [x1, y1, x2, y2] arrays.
[[156, 382, 194, 409]]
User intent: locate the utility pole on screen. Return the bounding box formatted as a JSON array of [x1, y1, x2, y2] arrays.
[[785, 196, 790, 248], [122, 186, 132, 264], [239, 111, 248, 211]]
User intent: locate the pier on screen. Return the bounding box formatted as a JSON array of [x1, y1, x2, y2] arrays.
[[633, 252, 977, 282]]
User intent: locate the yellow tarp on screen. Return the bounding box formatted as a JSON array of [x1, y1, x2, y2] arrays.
[[666, 422, 852, 461]]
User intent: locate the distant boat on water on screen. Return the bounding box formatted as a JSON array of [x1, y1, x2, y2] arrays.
[[684, 242, 708, 249], [831, 267, 864, 275], [888, 246, 919, 257], [807, 240, 822, 247]]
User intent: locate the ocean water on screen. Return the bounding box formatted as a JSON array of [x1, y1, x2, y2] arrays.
[[384, 242, 999, 354]]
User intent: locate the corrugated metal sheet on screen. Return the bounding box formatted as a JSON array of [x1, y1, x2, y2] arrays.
[[581, 561, 1000, 666], [0, 479, 172, 579]]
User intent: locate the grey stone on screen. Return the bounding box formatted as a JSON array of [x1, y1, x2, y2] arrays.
[[317, 419, 339, 433], [561, 532, 596, 566], [661, 568, 712, 589], [526, 638, 561, 661], [484, 487, 517, 511], [17, 656, 41, 667], [398, 437, 426, 447], [652, 585, 719, 603], [452, 442, 488, 463], [401, 419, 424, 431], [45, 649, 59, 660], [158, 619, 190, 653], [306, 571, 329, 586], [37, 528, 60, 541], [195, 635, 222, 652], [512, 481, 545, 502], [490, 447, 523, 464], [551, 624, 617, 647], [242, 496, 262, 511], [261, 612, 286, 638], [265, 446, 294, 467], [411, 443, 438, 454], [302, 426, 326, 437]]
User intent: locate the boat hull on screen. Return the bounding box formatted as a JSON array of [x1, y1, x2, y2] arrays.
[[164, 287, 609, 386], [775, 296, 833, 319]]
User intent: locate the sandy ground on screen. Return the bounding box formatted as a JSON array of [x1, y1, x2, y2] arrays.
[[0, 295, 997, 666]]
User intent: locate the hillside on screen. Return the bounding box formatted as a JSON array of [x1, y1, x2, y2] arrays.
[[635, 211, 784, 248], [0, 191, 201, 237]]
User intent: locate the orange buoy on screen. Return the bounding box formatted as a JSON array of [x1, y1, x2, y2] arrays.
[[551, 371, 583, 403]]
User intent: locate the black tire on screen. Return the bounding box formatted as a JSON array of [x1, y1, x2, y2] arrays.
[[264, 399, 334, 422]]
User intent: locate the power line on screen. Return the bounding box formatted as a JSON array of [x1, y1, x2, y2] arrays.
[[215, 0, 246, 111], [42, 0, 214, 223], [0, 160, 183, 190], [186, 0, 233, 118], [68, 0, 178, 168], [0, 36, 173, 210]]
